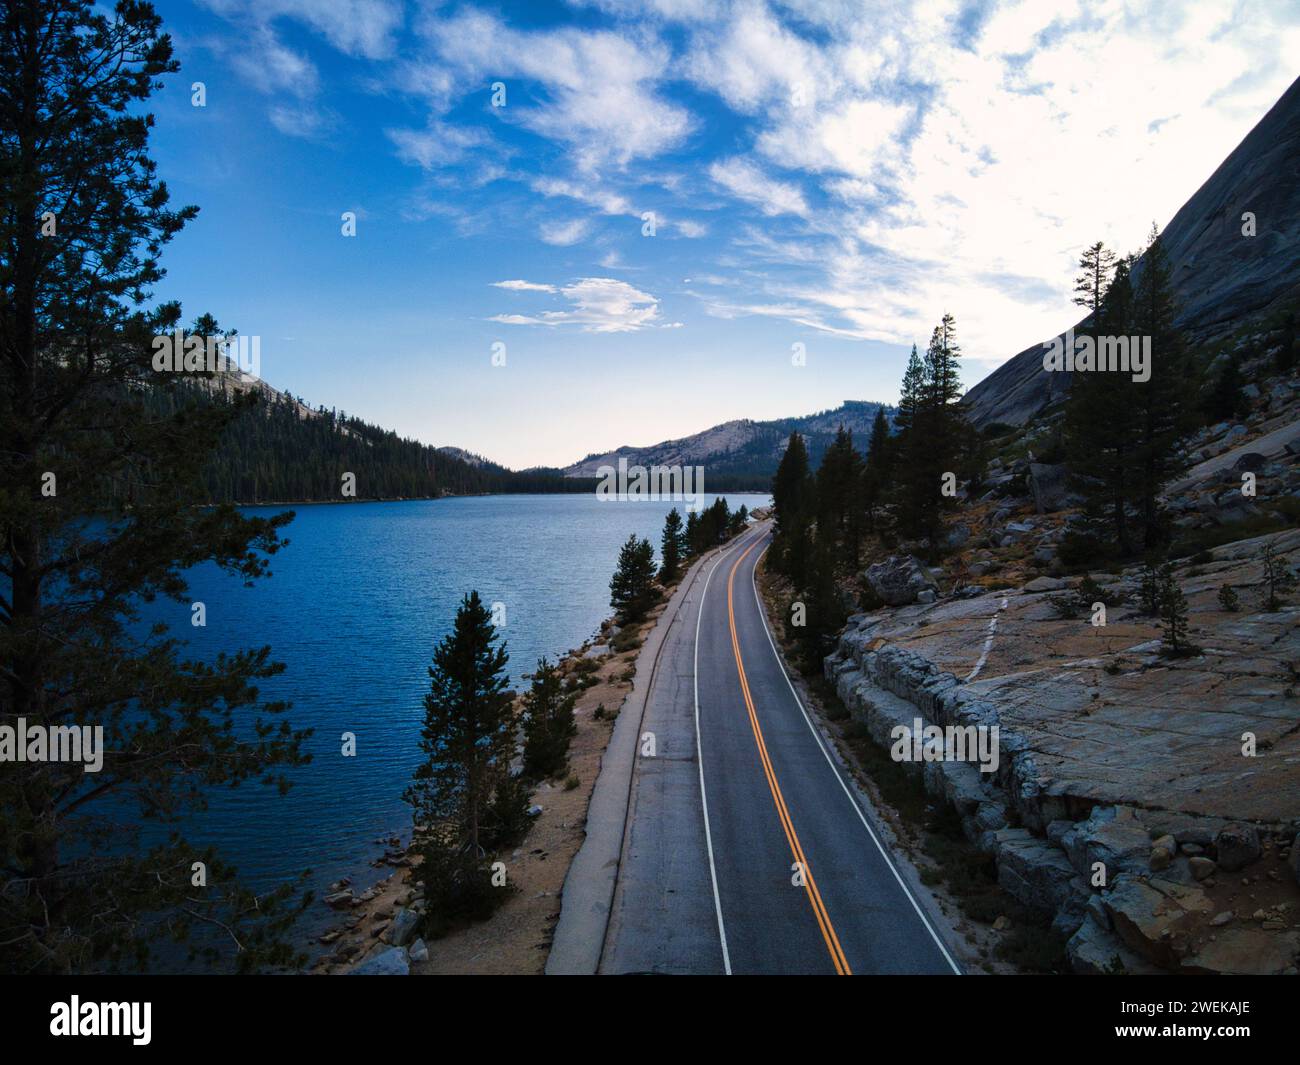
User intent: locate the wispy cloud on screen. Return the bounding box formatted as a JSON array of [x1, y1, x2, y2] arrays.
[[708, 158, 808, 217], [538, 218, 593, 246], [207, 0, 1300, 369], [491, 277, 662, 332]]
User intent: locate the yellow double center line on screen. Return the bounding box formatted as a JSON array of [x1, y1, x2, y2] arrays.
[[726, 537, 852, 975]]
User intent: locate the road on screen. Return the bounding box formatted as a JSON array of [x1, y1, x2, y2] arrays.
[[599, 522, 961, 975]]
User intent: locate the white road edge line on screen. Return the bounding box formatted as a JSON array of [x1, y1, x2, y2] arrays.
[[692, 526, 764, 977], [750, 537, 964, 976]]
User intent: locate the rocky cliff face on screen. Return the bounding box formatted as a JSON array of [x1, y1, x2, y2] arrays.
[[963, 74, 1300, 430]]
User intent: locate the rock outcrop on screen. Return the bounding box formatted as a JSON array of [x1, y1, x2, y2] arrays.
[[824, 531, 1300, 975], [963, 74, 1300, 430], [863, 555, 938, 606]]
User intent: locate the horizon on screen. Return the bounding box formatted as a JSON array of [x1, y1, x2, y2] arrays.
[[148, 0, 1299, 468]]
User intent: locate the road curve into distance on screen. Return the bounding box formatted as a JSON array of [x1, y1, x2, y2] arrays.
[[600, 522, 962, 975]]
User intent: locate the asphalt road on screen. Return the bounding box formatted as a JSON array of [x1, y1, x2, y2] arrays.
[[600, 523, 961, 975]]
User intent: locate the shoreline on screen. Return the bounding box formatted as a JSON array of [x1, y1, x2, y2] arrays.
[[307, 591, 682, 974]]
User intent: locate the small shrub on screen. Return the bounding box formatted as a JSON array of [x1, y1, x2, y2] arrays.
[[611, 629, 643, 654], [1217, 584, 1240, 612], [563, 774, 580, 791]]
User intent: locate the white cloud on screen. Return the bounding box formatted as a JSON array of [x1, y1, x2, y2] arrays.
[[387, 122, 488, 168], [268, 102, 336, 140], [491, 277, 661, 332], [418, 10, 692, 171], [492, 280, 558, 292], [201, 0, 403, 59], [208, 0, 1300, 373], [532, 177, 634, 216], [539, 218, 593, 246], [708, 158, 808, 217]]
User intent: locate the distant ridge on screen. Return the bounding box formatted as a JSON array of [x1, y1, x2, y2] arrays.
[[562, 399, 893, 485]]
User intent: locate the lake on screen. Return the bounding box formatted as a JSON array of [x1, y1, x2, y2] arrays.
[[154, 492, 770, 928]]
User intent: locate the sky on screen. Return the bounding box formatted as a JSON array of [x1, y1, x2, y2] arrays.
[[147, 0, 1300, 469]]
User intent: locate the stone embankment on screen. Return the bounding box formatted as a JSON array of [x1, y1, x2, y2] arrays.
[[827, 530, 1300, 975]]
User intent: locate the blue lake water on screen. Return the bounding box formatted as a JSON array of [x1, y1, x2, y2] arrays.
[[156, 493, 769, 920]]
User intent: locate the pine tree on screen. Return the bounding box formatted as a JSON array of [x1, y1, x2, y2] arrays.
[[898, 315, 969, 551], [1062, 255, 1140, 557], [660, 507, 685, 582], [1138, 556, 1164, 615], [816, 426, 864, 562], [1261, 541, 1295, 611], [405, 591, 517, 857], [610, 535, 657, 622], [772, 432, 815, 579], [1132, 224, 1194, 552], [0, 0, 311, 974], [894, 344, 925, 437], [1277, 312, 1296, 374], [1158, 565, 1195, 657], [684, 511, 701, 557], [772, 432, 814, 530], [521, 658, 577, 781], [729, 503, 750, 535], [1073, 241, 1118, 319], [1202, 352, 1246, 422], [799, 539, 847, 663], [862, 406, 893, 534]]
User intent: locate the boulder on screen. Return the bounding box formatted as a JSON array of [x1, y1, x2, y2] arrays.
[[383, 906, 421, 947], [347, 946, 409, 975], [942, 523, 971, 550], [1214, 823, 1261, 871], [863, 555, 937, 606], [1104, 876, 1210, 968], [1028, 462, 1075, 513], [1181, 925, 1300, 976], [407, 938, 429, 963]]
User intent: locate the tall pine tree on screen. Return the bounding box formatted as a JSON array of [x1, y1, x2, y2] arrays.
[[610, 535, 657, 622], [660, 507, 685, 582], [521, 657, 577, 781], [405, 591, 518, 858], [1063, 253, 1140, 557], [0, 0, 310, 973], [1132, 224, 1193, 551]]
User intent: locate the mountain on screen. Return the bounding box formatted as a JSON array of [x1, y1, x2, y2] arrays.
[[964, 74, 1300, 430], [157, 372, 590, 503], [561, 400, 892, 487]]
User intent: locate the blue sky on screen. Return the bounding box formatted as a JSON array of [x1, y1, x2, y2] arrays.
[[148, 0, 1300, 468]]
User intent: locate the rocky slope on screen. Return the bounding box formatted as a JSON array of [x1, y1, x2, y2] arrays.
[[964, 73, 1300, 430], [828, 528, 1299, 974], [817, 325, 1300, 975]]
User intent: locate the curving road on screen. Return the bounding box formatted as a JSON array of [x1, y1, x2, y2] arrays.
[[599, 522, 961, 975]]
